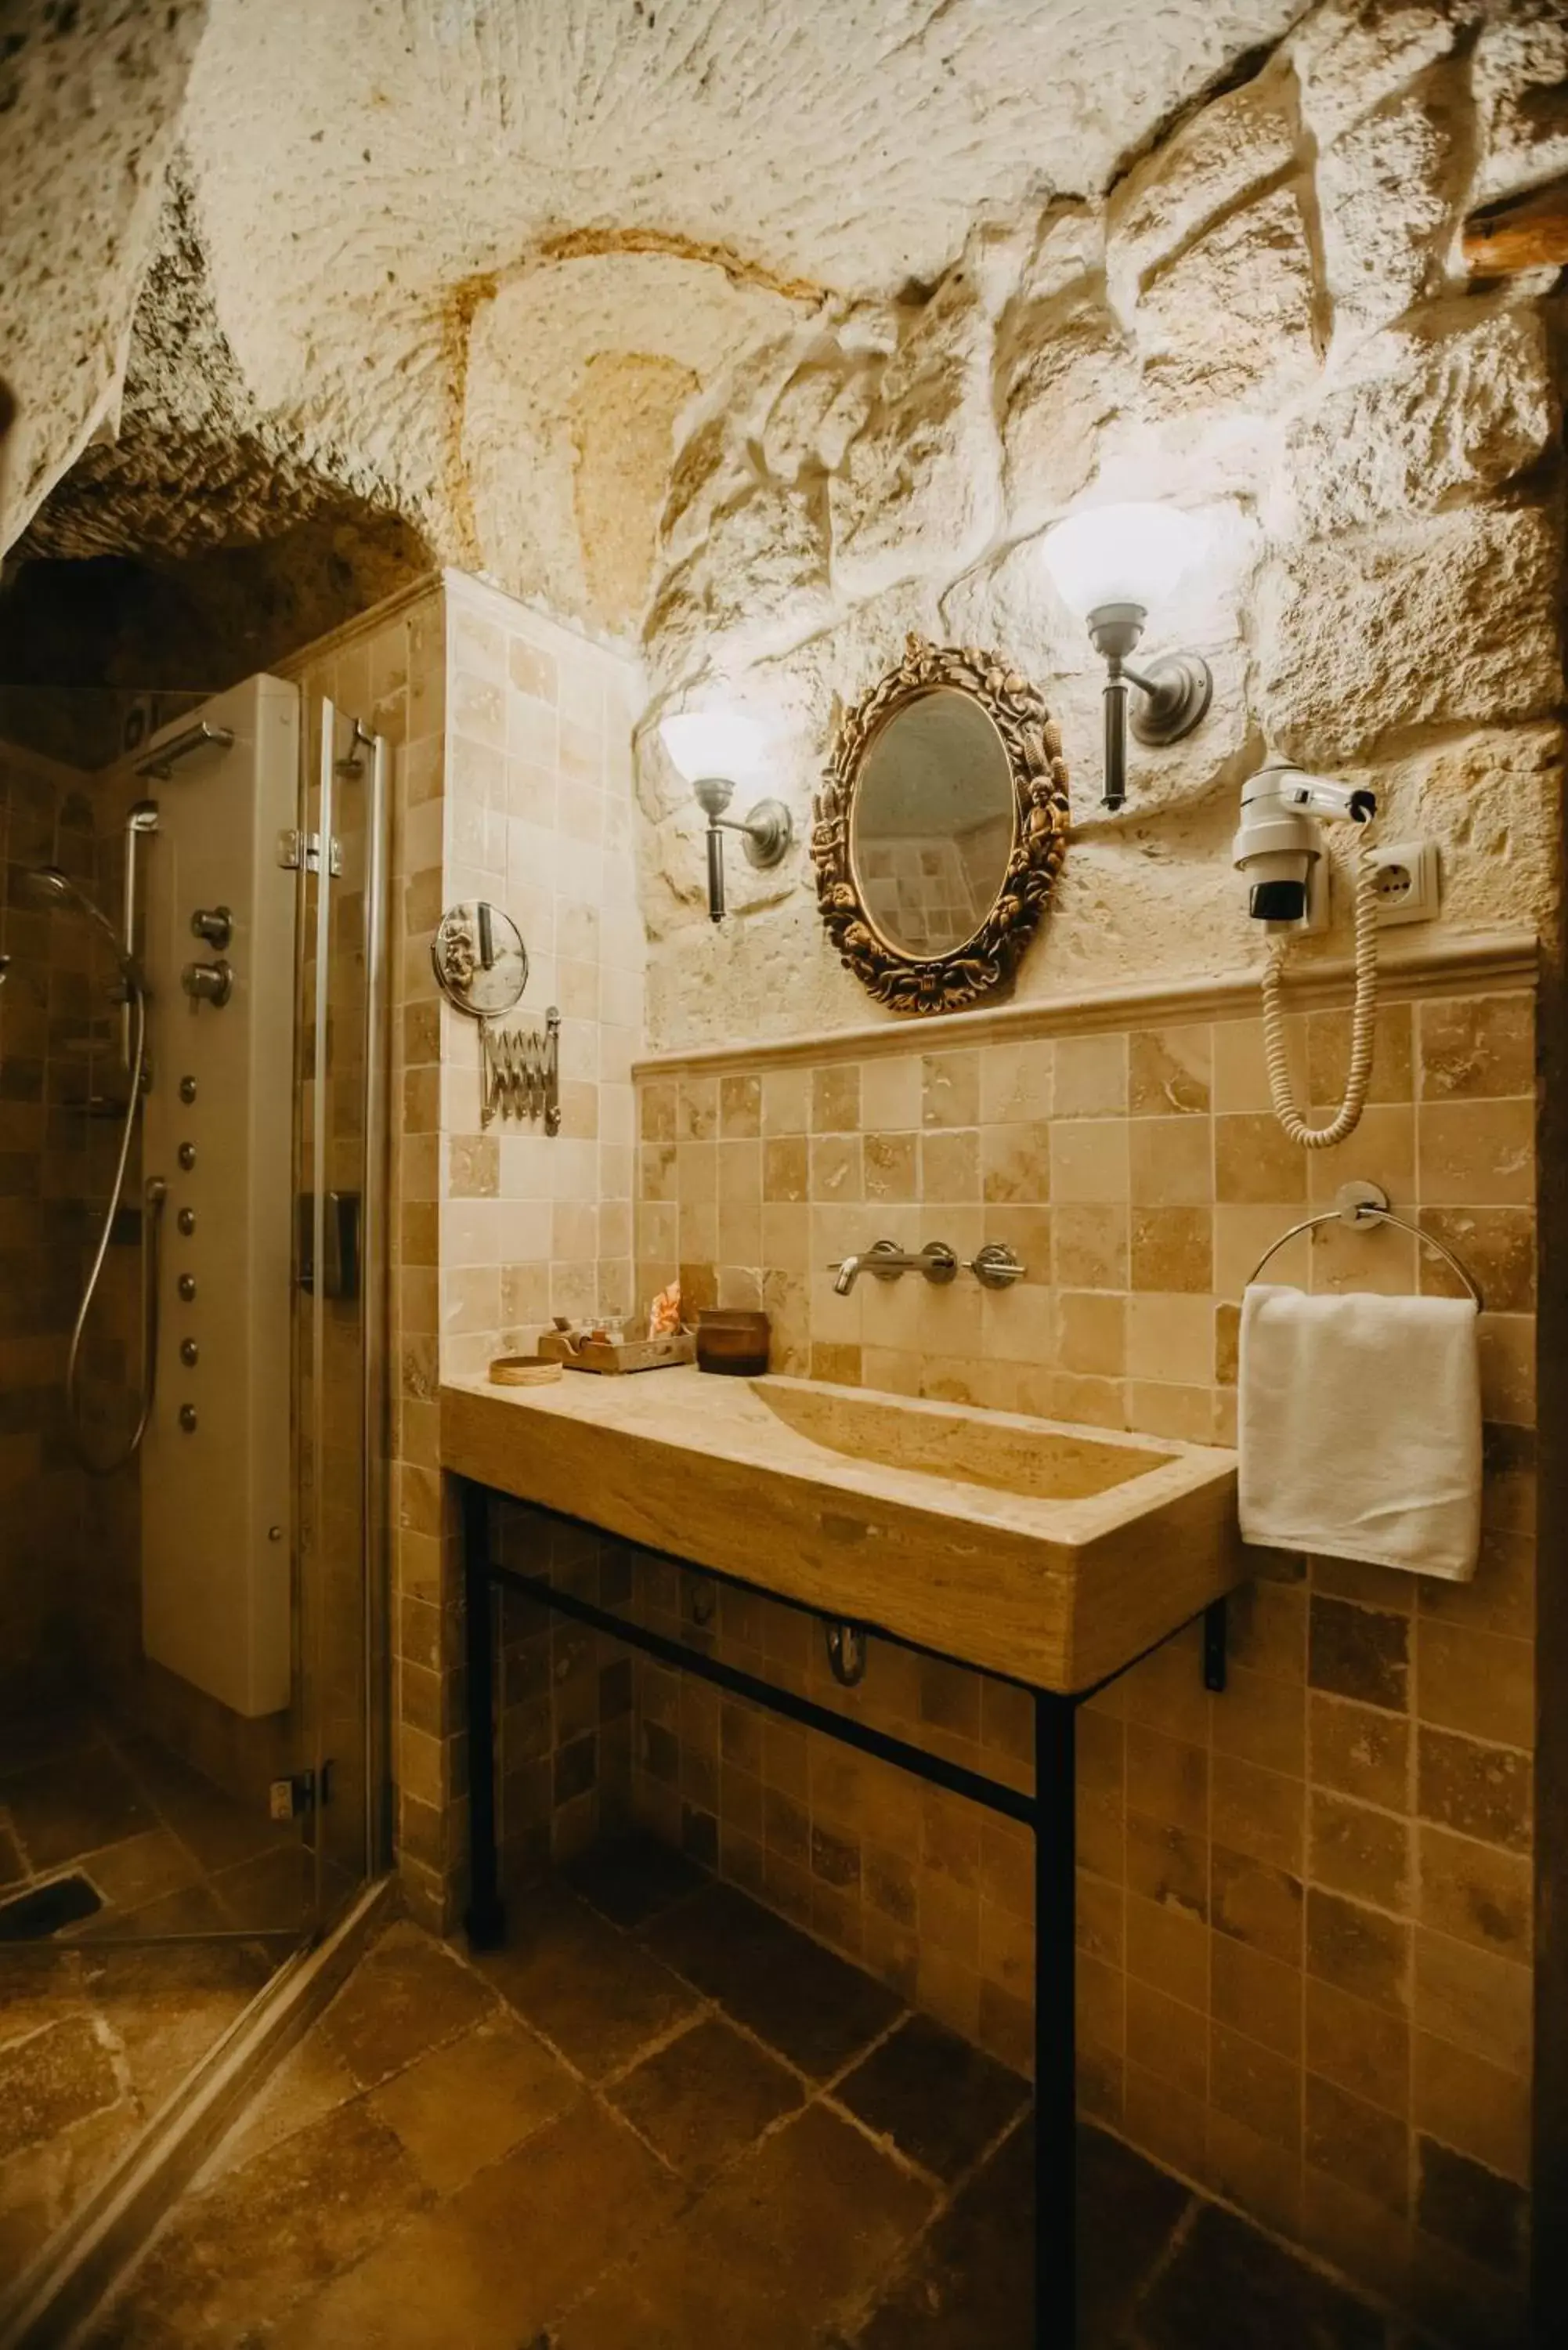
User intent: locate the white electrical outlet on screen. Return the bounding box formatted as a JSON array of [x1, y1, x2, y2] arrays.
[[1368, 839, 1440, 927]]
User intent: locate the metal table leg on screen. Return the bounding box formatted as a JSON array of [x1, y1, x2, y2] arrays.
[[1035, 1692, 1077, 2344], [461, 1478, 505, 1948]]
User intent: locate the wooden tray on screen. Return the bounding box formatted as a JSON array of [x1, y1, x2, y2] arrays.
[[537, 1330, 695, 1376]]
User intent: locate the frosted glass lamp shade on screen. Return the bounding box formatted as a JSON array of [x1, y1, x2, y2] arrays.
[[1039, 502, 1208, 619], [659, 711, 767, 783]]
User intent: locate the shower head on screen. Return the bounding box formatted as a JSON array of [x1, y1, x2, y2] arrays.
[[27, 866, 133, 972]]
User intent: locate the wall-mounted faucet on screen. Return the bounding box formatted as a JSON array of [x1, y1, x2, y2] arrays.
[[829, 1236, 1029, 1296], [831, 1238, 956, 1296]]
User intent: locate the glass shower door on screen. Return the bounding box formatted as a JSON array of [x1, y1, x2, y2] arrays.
[[0, 685, 391, 2311]]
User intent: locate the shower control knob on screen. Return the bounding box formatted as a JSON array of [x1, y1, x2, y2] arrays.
[[179, 1405, 198, 1433], [178, 1141, 197, 1170], [190, 905, 233, 949], [178, 1274, 197, 1301], [178, 1207, 196, 1235], [180, 1338, 199, 1367], [179, 1076, 197, 1103], [182, 958, 233, 1008]]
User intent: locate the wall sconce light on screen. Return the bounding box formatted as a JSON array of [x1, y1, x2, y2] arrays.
[[1039, 501, 1212, 812], [659, 712, 793, 924]]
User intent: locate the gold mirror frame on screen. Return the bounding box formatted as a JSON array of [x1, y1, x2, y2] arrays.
[[811, 634, 1071, 1015]]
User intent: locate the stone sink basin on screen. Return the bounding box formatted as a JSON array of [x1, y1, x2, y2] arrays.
[[440, 1365, 1245, 1692], [752, 1379, 1180, 1505]]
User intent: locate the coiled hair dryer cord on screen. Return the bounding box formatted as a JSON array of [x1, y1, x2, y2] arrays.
[[1261, 842, 1378, 1148]]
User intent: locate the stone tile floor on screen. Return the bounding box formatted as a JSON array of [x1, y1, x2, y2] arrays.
[[1, 1708, 307, 2282], [83, 1834, 1421, 2348], [0, 1709, 311, 1940]]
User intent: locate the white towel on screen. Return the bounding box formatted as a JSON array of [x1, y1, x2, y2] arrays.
[[1238, 1283, 1483, 1582]]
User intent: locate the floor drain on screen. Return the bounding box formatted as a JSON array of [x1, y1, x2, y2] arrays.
[[0, 1872, 104, 1940]]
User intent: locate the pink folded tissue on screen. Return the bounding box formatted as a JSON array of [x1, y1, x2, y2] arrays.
[[1238, 1284, 1483, 1583], [647, 1282, 681, 1340]]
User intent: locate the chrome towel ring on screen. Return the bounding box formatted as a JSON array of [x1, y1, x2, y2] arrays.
[[1248, 1180, 1483, 1308]]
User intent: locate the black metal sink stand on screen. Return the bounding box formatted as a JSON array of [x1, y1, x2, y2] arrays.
[[458, 1477, 1227, 2347]]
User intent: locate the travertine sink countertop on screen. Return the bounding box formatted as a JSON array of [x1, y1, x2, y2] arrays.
[[440, 1368, 1246, 1692]]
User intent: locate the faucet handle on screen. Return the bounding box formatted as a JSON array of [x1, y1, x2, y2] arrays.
[[965, 1242, 1027, 1288], [182, 957, 233, 1007]]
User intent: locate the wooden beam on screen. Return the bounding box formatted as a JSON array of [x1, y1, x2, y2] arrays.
[[1464, 172, 1568, 275]]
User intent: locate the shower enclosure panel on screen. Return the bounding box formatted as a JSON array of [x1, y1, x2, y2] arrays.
[[295, 696, 392, 1905], [140, 674, 299, 1718]]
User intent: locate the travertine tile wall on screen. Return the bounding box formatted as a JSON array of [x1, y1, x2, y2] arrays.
[[489, 1504, 635, 1885], [0, 728, 157, 1726], [630, 978, 1537, 2338], [431, 573, 643, 1383], [0, 738, 97, 1697], [378, 570, 643, 1928]]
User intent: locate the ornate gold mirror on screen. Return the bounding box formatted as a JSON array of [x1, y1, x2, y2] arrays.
[[812, 635, 1070, 1014]]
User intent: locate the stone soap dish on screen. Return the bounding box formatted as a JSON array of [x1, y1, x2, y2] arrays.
[[695, 1309, 771, 1377], [488, 1354, 564, 1387]]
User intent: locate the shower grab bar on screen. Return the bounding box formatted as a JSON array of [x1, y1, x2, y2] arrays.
[[1248, 1180, 1483, 1307], [134, 720, 234, 779]]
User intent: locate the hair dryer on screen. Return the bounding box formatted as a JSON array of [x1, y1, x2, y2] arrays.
[[1234, 764, 1376, 925], [1235, 760, 1379, 1148]]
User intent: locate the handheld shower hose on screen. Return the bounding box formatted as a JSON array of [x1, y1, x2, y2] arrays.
[[27, 864, 164, 1473], [65, 978, 165, 1474]]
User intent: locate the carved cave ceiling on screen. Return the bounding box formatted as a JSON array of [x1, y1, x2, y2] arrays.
[[1, 0, 1306, 683]]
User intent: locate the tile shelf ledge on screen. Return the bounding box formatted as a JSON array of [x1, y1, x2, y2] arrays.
[[633, 924, 1540, 1081]]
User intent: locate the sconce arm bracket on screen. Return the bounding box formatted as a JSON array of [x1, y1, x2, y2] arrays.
[[699, 793, 793, 874], [732, 798, 793, 870], [1127, 651, 1212, 747]]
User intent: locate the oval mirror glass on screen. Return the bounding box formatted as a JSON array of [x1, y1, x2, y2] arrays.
[[431, 900, 528, 1018], [849, 690, 1017, 960]]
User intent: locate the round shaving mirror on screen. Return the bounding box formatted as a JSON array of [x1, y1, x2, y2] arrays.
[[431, 901, 527, 1018]]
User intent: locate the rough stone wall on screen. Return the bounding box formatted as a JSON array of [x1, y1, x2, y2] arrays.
[[0, 0, 210, 548], [634, 0, 1567, 1052], [3, 0, 1306, 658]]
